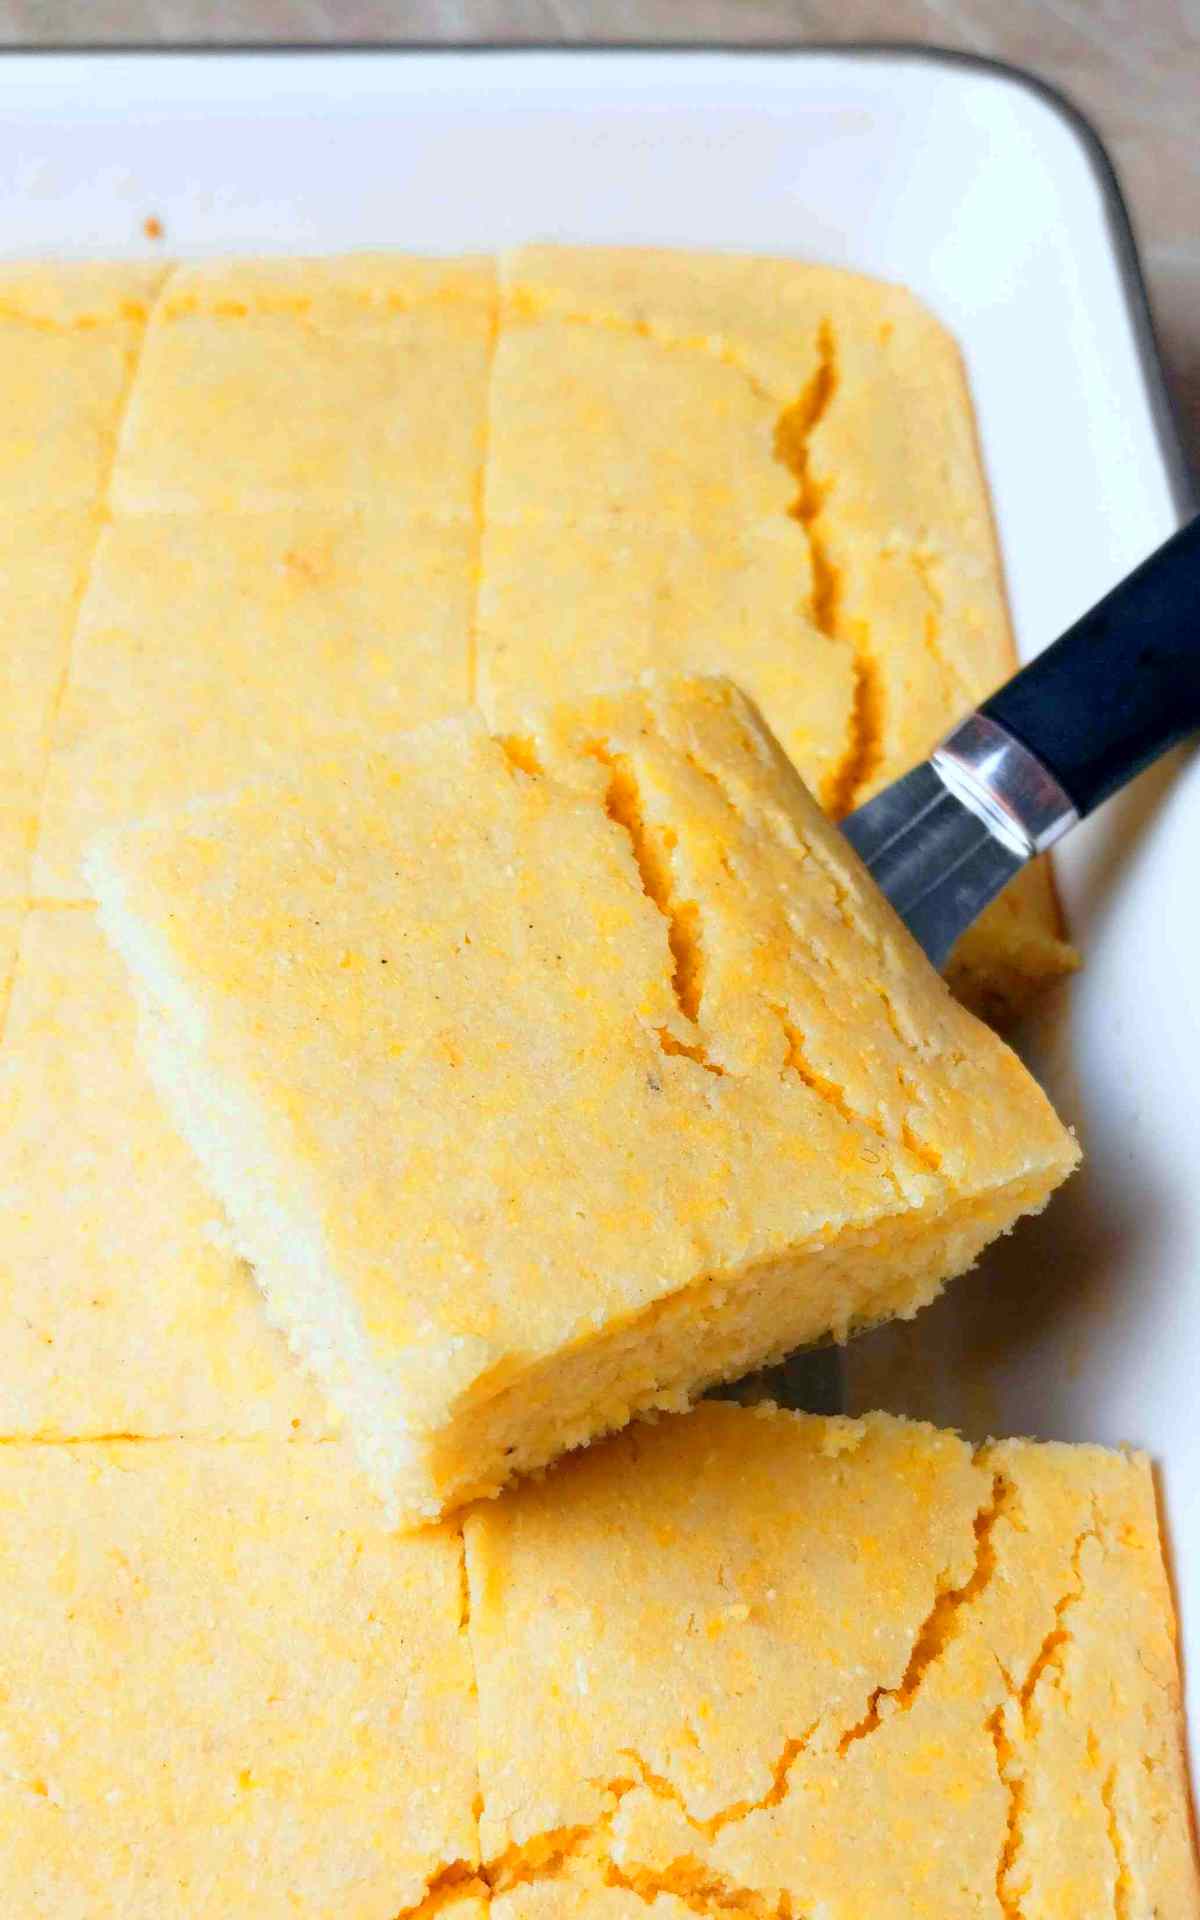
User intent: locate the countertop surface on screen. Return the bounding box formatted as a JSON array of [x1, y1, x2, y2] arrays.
[[0, 1, 1195, 481]]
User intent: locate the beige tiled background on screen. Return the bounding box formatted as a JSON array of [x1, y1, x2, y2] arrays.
[[1, 1, 1196, 475]]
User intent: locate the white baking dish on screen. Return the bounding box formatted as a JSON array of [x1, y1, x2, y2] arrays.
[[2, 43, 1196, 1751]]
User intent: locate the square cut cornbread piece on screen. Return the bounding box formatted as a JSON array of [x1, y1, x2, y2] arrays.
[[0, 263, 164, 896], [479, 245, 1076, 1018], [113, 254, 496, 517], [34, 512, 476, 895], [91, 675, 1076, 1525], [0, 907, 329, 1437], [0, 1439, 481, 1918], [468, 1401, 1200, 1918], [34, 254, 493, 898]]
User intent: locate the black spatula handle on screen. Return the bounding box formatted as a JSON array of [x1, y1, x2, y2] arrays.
[[980, 514, 1200, 818]]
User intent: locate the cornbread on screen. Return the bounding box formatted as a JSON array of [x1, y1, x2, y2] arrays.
[[467, 1401, 1200, 1917], [0, 907, 328, 1437], [33, 254, 494, 898], [23, 245, 1070, 1010], [90, 675, 1076, 1524], [0, 1439, 479, 1918], [35, 512, 476, 893], [2, 1406, 1193, 1913], [477, 244, 1076, 1015], [0, 262, 163, 897]]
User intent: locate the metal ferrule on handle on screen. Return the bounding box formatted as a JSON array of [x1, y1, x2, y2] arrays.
[[932, 713, 1080, 860]]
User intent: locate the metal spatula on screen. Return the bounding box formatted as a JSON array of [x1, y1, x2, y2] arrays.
[[841, 513, 1200, 966], [750, 513, 1200, 1422]]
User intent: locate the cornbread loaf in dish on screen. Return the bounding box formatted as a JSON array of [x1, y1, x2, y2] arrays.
[[0, 908, 329, 1438], [469, 1402, 1199, 1918], [90, 675, 1077, 1525], [0, 1438, 482, 1919], [2, 1405, 1194, 1915], [21, 248, 1070, 1020]]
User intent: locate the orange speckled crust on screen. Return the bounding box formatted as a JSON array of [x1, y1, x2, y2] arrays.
[[91, 675, 1076, 1525], [467, 1402, 1200, 1920]]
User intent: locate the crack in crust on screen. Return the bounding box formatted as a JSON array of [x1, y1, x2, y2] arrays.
[[773, 323, 881, 818], [588, 741, 723, 1077], [984, 1505, 1105, 1919], [839, 1471, 1013, 1754]]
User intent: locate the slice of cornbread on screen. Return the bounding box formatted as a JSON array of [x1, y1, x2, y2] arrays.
[[0, 1439, 479, 1918], [0, 908, 328, 1437], [113, 254, 496, 517], [0, 265, 164, 897], [0, 261, 165, 509], [0, 512, 94, 896], [34, 512, 475, 897], [91, 674, 1076, 1524], [466, 1401, 1200, 1917], [479, 245, 1076, 1015]]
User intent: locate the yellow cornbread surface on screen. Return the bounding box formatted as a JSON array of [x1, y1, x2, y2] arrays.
[[33, 254, 494, 898], [0, 907, 328, 1437], [90, 675, 1076, 1524], [0, 263, 163, 898], [7, 1407, 1194, 1915], [0, 1439, 479, 1919], [467, 1401, 1200, 1919], [478, 245, 1075, 1015]]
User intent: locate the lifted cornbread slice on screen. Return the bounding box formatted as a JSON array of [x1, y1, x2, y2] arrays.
[[0, 1440, 479, 1918], [113, 254, 496, 517], [0, 261, 165, 508], [34, 512, 474, 897], [465, 1401, 1199, 1917], [480, 245, 1075, 1014], [89, 675, 1076, 1525], [0, 908, 328, 1437]]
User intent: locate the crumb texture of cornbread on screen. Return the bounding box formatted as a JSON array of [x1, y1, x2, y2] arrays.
[[90, 675, 1077, 1524], [0, 907, 329, 1437], [33, 254, 494, 898], [466, 1402, 1200, 1919], [0, 1439, 480, 1919]]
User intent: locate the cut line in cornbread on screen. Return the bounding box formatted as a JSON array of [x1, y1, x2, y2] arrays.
[[0, 261, 165, 510], [113, 254, 496, 517], [91, 674, 1077, 1524], [479, 244, 1077, 1017], [0, 1439, 479, 1918], [0, 907, 329, 1437], [34, 511, 475, 897], [467, 1401, 1200, 1918], [0, 512, 94, 897]]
